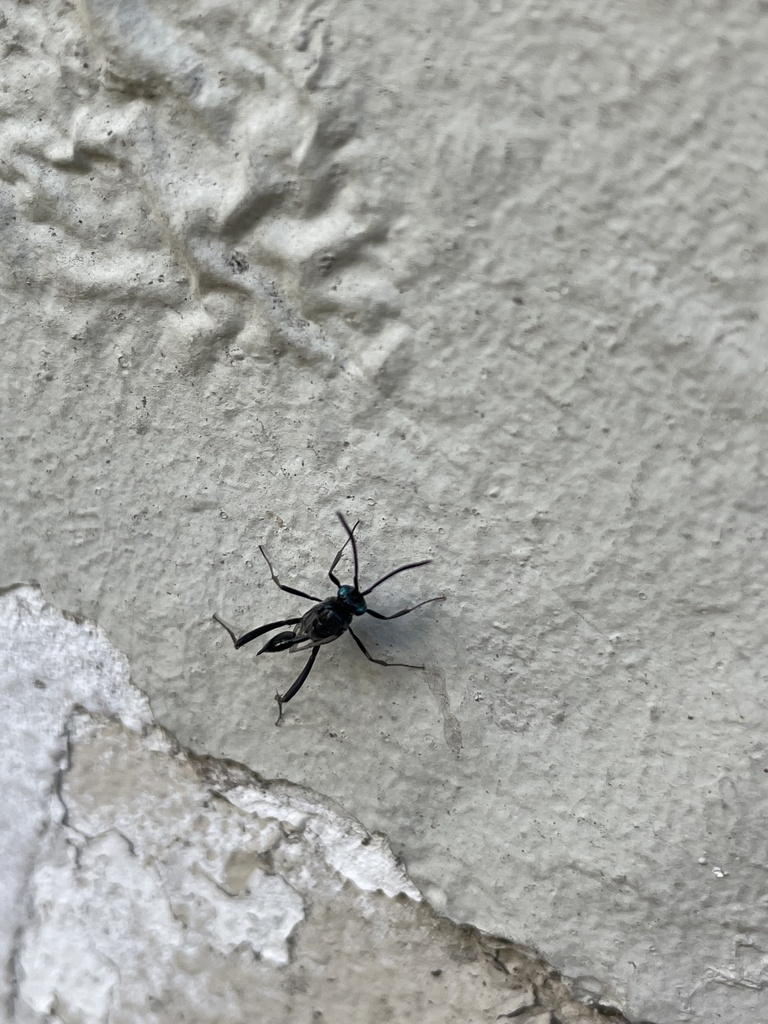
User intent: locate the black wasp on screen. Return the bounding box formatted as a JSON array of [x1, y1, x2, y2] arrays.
[[213, 512, 444, 723]]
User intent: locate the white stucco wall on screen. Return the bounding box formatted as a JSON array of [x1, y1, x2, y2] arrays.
[[2, 1, 767, 1021]]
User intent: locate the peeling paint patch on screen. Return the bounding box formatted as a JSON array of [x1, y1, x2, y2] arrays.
[[0, 585, 153, 1018]]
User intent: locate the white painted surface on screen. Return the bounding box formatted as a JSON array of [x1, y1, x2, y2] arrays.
[[2, 0, 768, 1019]]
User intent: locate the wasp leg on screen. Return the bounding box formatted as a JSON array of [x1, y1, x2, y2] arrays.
[[259, 545, 321, 602], [275, 646, 320, 725], [328, 516, 361, 587], [348, 626, 425, 669], [365, 595, 445, 620], [361, 559, 431, 595], [212, 614, 301, 649]]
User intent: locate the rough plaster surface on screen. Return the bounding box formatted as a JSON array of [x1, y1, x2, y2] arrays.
[[2, 0, 768, 1020], [3, 588, 622, 1024]]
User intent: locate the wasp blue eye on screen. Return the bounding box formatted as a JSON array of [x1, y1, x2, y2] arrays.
[[338, 585, 367, 615]]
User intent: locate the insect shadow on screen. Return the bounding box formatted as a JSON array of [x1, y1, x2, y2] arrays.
[[213, 512, 445, 724]]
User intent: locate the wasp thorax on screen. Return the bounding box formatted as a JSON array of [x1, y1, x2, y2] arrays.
[[337, 584, 367, 616]]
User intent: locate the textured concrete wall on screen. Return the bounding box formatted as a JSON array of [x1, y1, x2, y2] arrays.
[[2, 0, 767, 1021]]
